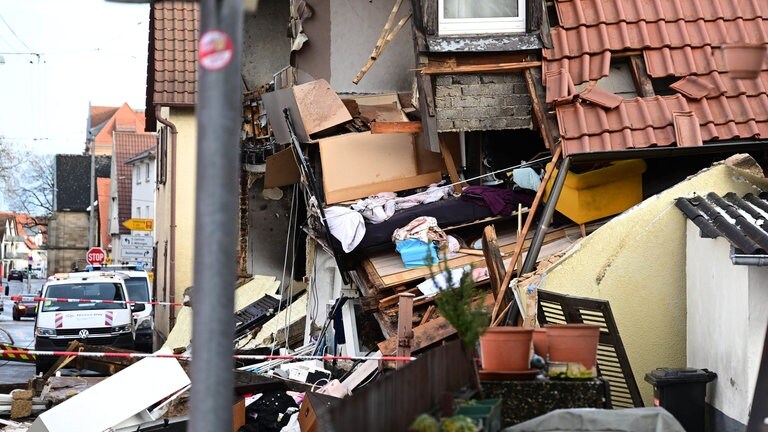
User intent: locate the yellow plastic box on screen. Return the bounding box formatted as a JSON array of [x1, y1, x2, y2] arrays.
[[543, 159, 646, 225]]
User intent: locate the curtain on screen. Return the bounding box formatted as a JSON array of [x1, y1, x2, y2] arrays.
[[443, 0, 518, 19]]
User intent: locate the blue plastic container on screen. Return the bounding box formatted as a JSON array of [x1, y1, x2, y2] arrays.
[[395, 239, 438, 269]]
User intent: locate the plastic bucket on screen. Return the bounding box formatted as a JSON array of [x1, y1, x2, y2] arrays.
[[546, 324, 600, 369]]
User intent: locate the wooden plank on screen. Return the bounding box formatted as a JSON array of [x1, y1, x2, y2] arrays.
[[379, 287, 420, 309], [396, 293, 415, 369], [353, 0, 410, 85], [379, 316, 454, 355], [421, 61, 542, 75], [378, 294, 494, 355], [629, 56, 655, 98], [439, 135, 464, 194], [380, 229, 567, 287], [525, 67, 556, 150], [370, 121, 423, 134], [491, 146, 562, 323], [420, 305, 436, 326], [482, 225, 506, 300], [358, 258, 387, 293]]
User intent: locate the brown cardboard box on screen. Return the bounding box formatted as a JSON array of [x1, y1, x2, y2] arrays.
[[233, 397, 246, 432]]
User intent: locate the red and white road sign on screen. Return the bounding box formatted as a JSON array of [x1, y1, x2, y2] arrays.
[[86, 247, 106, 265], [199, 30, 233, 71]]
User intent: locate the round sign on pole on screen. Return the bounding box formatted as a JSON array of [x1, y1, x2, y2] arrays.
[[86, 247, 107, 266], [199, 30, 234, 71]]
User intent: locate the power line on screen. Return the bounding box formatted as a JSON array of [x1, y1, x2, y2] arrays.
[[0, 13, 33, 52]]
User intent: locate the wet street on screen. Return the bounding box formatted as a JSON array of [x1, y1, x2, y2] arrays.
[[0, 278, 44, 384]]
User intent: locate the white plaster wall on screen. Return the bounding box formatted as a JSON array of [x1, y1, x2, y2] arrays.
[[686, 225, 751, 423], [541, 163, 768, 405], [748, 265, 768, 417], [329, 0, 414, 93], [130, 158, 156, 237]]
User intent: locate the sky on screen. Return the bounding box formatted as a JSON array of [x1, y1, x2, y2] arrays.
[[0, 0, 150, 156]]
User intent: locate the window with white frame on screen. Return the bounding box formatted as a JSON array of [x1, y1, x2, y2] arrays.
[[439, 0, 525, 35], [135, 165, 141, 185]]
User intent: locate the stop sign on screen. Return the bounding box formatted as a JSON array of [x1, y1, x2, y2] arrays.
[[86, 247, 106, 265]]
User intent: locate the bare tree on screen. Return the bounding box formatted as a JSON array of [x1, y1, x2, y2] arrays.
[[4, 153, 55, 226], [0, 136, 19, 185]]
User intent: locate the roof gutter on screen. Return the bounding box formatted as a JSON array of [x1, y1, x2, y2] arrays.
[[731, 251, 768, 266], [155, 106, 178, 330]]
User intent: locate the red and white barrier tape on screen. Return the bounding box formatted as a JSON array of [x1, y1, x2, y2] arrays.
[[7, 296, 183, 307], [0, 349, 415, 362]]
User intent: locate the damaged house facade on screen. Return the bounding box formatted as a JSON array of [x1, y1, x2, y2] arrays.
[[136, 0, 768, 430]]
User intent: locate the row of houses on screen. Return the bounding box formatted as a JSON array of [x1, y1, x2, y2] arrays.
[[46, 103, 156, 275], [31, 0, 768, 428]]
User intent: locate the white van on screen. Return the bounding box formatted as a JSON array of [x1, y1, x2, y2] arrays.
[[33, 272, 145, 374], [83, 264, 154, 352]]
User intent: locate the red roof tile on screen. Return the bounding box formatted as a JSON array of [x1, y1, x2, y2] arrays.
[[557, 95, 694, 155], [547, 0, 768, 154], [151, 1, 199, 107], [545, 69, 578, 104], [545, 19, 768, 62], [114, 133, 156, 235], [555, 0, 768, 30], [580, 84, 624, 109], [543, 52, 612, 85]]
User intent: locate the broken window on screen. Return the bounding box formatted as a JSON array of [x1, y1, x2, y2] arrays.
[[439, 0, 525, 35]]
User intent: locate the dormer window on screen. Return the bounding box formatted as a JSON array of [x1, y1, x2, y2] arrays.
[[439, 0, 525, 35]]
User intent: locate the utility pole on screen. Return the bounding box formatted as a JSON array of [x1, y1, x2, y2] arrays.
[[189, 1, 242, 431], [87, 101, 96, 248]]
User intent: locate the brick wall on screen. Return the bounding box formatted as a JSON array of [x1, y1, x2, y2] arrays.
[[435, 73, 532, 132], [47, 211, 89, 274]]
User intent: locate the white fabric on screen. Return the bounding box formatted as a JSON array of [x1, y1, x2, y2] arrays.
[[351, 184, 453, 224], [325, 206, 366, 253]]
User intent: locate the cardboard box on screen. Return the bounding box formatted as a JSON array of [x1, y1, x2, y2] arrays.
[[233, 397, 246, 432]]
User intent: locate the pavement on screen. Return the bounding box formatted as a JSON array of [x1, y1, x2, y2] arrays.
[[0, 278, 44, 385]]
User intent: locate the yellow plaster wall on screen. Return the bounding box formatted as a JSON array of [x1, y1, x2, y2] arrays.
[[541, 162, 768, 405], [153, 107, 197, 342]]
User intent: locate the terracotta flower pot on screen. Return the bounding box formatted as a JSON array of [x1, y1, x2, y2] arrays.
[[479, 327, 533, 371], [723, 43, 767, 79], [532, 328, 548, 357], [545, 324, 600, 369]]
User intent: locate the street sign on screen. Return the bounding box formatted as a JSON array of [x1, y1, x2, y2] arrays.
[[121, 235, 154, 248], [123, 218, 154, 231], [86, 247, 107, 265], [121, 247, 153, 259]]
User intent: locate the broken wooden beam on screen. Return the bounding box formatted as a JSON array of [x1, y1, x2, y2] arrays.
[[396, 293, 415, 369], [421, 60, 542, 75], [370, 121, 423, 134]]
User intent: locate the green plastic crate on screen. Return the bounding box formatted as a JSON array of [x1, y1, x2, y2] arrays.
[[454, 399, 502, 432]]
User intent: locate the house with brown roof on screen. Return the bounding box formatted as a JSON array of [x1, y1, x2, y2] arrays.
[[0, 213, 47, 280], [145, 0, 291, 343], [108, 132, 156, 263], [86, 103, 146, 156]]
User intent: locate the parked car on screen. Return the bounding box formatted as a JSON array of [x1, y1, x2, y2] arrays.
[[8, 270, 23, 281], [12, 290, 38, 320]]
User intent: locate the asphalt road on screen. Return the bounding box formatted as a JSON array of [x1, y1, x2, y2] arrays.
[[0, 278, 44, 384]]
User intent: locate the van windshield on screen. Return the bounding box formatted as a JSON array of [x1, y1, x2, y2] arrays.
[[42, 282, 127, 312], [124, 278, 150, 303]]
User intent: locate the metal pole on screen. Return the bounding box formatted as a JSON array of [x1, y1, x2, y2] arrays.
[[520, 156, 571, 275], [190, 0, 242, 431]]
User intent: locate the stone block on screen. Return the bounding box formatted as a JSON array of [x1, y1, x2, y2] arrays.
[[12, 389, 34, 400], [435, 75, 453, 86], [487, 83, 517, 95], [452, 74, 481, 85], [11, 399, 32, 419], [461, 85, 491, 96]]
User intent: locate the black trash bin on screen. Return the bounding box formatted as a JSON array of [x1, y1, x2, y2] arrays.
[[645, 367, 717, 432]]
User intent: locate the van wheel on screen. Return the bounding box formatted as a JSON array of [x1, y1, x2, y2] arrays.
[[12, 311, 19, 321]]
